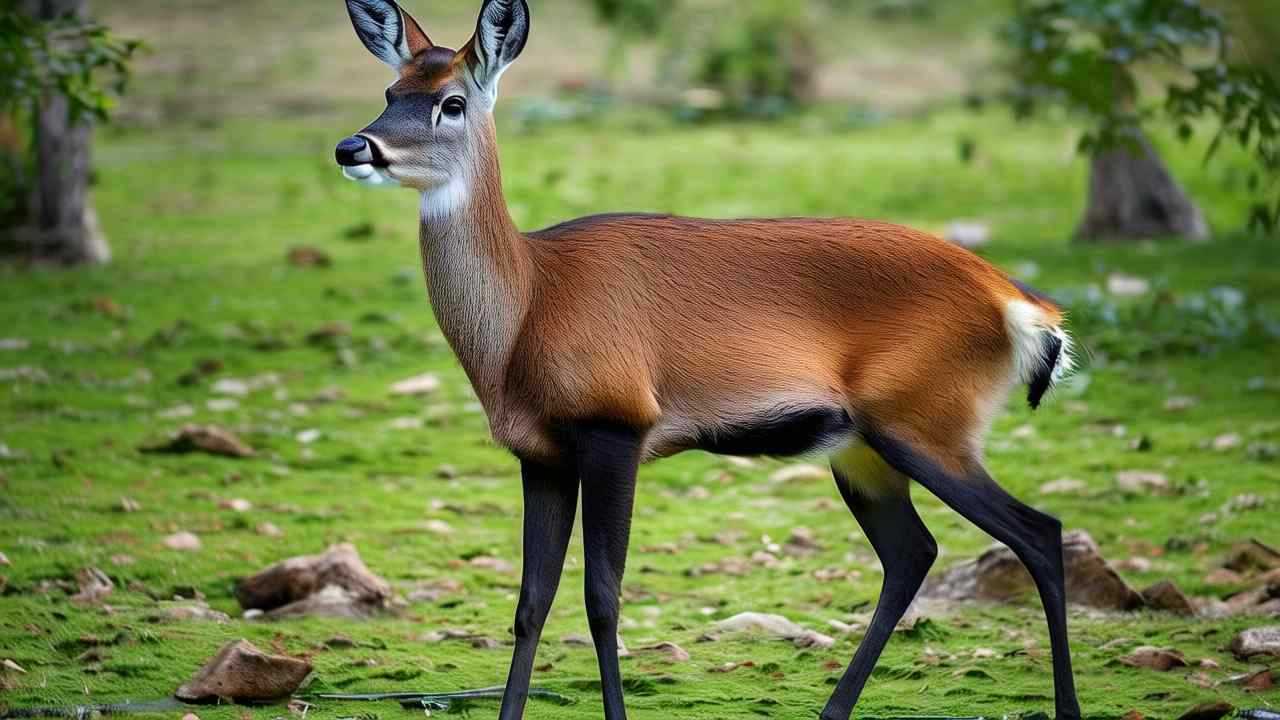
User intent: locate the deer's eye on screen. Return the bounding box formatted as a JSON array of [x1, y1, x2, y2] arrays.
[[441, 96, 466, 119]]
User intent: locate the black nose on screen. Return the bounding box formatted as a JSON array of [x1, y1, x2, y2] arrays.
[[335, 136, 375, 167]]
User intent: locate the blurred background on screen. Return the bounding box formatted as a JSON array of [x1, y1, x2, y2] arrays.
[[1, 1, 1278, 718]]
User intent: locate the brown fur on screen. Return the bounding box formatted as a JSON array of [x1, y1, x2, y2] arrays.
[[367, 30, 1054, 476]]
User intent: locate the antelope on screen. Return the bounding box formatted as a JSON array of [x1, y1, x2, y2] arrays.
[[334, 1, 1081, 718]]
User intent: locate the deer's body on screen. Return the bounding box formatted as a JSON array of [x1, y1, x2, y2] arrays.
[[336, 3, 1083, 719], [432, 204, 1061, 470]]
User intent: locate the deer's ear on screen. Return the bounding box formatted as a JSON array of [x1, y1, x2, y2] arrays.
[[463, 0, 530, 106], [346, 0, 432, 70]]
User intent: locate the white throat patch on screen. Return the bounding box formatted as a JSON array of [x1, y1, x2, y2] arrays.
[[420, 177, 469, 220]]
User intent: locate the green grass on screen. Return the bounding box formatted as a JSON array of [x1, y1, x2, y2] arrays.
[[1, 106, 1278, 720]]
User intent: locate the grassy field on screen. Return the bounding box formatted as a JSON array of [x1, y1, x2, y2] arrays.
[[3, 1, 1280, 718]]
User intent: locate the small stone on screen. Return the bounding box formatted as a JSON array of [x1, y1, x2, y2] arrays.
[[707, 612, 834, 649], [256, 522, 283, 538], [70, 567, 114, 605], [944, 221, 991, 249], [768, 464, 828, 484], [1212, 433, 1243, 451], [1140, 580, 1196, 616], [1230, 626, 1280, 659], [635, 641, 690, 663], [1120, 646, 1187, 671], [390, 373, 441, 397], [206, 398, 240, 412], [1107, 273, 1151, 297], [153, 602, 231, 624], [219, 498, 253, 512], [469, 556, 514, 574], [1040, 478, 1087, 495], [212, 378, 251, 397], [287, 246, 332, 268], [0, 551, 10, 567], [435, 464, 458, 479], [163, 532, 202, 551], [116, 497, 141, 513], [422, 519, 454, 536], [175, 639, 312, 703], [296, 429, 322, 445], [142, 425, 255, 459], [0, 339, 30, 351], [1164, 396, 1197, 412], [1116, 471, 1170, 494], [390, 417, 424, 430]]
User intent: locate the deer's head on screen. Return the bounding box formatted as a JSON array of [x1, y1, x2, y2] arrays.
[[335, 0, 529, 197]]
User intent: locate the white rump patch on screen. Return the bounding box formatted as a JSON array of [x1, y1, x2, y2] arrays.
[[1004, 299, 1075, 387]]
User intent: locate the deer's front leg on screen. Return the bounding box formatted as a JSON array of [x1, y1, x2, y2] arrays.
[[498, 458, 579, 720], [576, 422, 643, 720]]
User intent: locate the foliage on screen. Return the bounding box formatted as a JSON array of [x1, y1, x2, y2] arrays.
[[1001, 0, 1280, 232], [584, 0, 674, 38], [0, 9, 140, 123]]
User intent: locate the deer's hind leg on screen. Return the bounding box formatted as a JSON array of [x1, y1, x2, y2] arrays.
[[820, 442, 938, 720], [862, 427, 1081, 720]]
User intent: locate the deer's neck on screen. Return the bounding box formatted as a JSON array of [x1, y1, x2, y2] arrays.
[[417, 139, 529, 410]]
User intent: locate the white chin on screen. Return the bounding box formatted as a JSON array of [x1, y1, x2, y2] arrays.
[[341, 164, 399, 188]]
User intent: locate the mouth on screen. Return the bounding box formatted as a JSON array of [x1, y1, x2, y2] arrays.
[[342, 163, 400, 188], [335, 135, 399, 188]]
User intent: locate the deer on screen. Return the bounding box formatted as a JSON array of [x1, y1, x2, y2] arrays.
[[333, 1, 1081, 718]]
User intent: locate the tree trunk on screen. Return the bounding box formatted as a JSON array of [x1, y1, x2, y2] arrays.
[[9, 0, 111, 266], [1076, 133, 1209, 243]]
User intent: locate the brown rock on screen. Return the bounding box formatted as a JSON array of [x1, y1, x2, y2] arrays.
[[1141, 580, 1196, 616], [1236, 668, 1273, 692], [286, 246, 332, 268], [142, 425, 255, 459], [1231, 626, 1280, 659], [235, 544, 391, 617], [70, 567, 113, 605], [1120, 646, 1188, 671], [175, 639, 311, 703], [635, 641, 691, 663], [922, 530, 1143, 611], [1176, 702, 1234, 720], [1224, 540, 1280, 574]]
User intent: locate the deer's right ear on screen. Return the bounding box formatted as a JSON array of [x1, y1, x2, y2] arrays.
[[346, 0, 432, 70]]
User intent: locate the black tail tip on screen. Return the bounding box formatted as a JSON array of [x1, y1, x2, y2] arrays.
[[1027, 333, 1063, 410]]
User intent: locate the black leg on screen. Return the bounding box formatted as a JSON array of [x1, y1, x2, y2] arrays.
[[821, 469, 937, 720], [575, 422, 643, 720], [498, 458, 579, 720], [864, 431, 1082, 720]]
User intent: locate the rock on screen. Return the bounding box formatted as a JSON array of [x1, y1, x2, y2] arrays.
[[1212, 433, 1243, 451], [286, 246, 332, 268], [0, 338, 30, 351], [142, 425, 255, 459], [390, 373, 441, 397], [116, 497, 141, 513], [469, 556, 514, 574], [295, 429, 322, 445], [175, 639, 311, 703], [1247, 442, 1279, 462], [1039, 478, 1087, 495], [219, 498, 252, 513], [768, 464, 828, 484], [634, 641, 690, 663], [152, 602, 231, 624], [1234, 668, 1274, 692], [181, 714, 200, 720], [1164, 396, 1198, 412], [235, 543, 391, 617], [1231, 626, 1280, 659], [163, 532, 202, 551], [256, 522, 283, 538], [1177, 702, 1234, 720], [1120, 646, 1187, 671], [706, 612, 835, 649], [407, 577, 463, 603], [1107, 273, 1151, 297], [922, 530, 1143, 611], [70, 567, 114, 605], [1224, 540, 1280, 574], [1140, 580, 1196, 616], [0, 551, 10, 567], [262, 585, 375, 620], [944, 221, 991, 249], [1115, 557, 1153, 573], [1116, 471, 1170, 494]]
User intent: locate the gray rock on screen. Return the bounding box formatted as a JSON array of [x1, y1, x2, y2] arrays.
[[1231, 626, 1280, 659]]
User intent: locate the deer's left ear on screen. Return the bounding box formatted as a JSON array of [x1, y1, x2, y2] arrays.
[[346, 0, 433, 71], [463, 0, 530, 107]]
